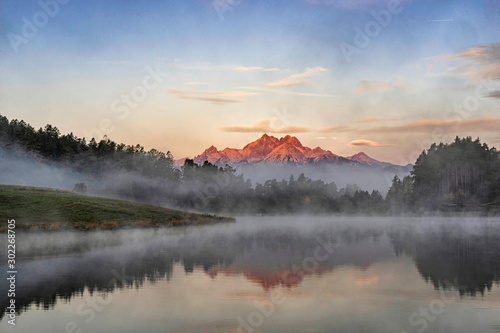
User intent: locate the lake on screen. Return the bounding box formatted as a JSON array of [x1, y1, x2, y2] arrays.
[[1, 216, 500, 333]]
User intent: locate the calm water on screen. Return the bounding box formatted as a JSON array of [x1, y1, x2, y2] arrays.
[[1, 216, 500, 333]]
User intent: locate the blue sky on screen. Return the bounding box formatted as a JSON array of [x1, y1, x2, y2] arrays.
[[1, 0, 499, 163]]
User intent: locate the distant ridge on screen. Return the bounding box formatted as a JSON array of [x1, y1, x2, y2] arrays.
[[175, 134, 405, 170]]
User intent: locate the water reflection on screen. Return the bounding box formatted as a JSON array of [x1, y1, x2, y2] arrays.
[[1, 217, 500, 326], [389, 221, 500, 296]]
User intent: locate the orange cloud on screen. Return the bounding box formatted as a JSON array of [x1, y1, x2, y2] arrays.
[[348, 139, 397, 147], [359, 116, 500, 134], [238, 86, 333, 97], [234, 66, 263, 71], [267, 79, 311, 87], [289, 66, 328, 79], [461, 63, 500, 81], [179, 96, 241, 103], [317, 125, 351, 133], [267, 66, 327, 87], [168, 88, 258, 103], [430, 43, 500, 61], [219, 118, 310, 133]]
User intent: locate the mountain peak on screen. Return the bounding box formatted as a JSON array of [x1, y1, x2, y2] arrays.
[[348, 152, 375, 162], [279, 135, 303, 147], [244, 134, 279, 149], [205, 145, 218, 154], [347, 152, 392, 168], [257, 133, 278, 142], [242, 134, 281, 161], [188, 136, 401, 169], [351, 152, 369, 158]]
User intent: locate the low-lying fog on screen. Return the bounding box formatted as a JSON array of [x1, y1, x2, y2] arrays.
[[2, 216, 500, 320], [0, 146, 408, 197]]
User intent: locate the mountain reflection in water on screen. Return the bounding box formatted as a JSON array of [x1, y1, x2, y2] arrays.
[[1, 217, 500, 332]]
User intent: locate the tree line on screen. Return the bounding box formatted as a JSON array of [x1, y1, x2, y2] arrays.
[[387, 137, 500, 213], [1, 114, 499, 214]]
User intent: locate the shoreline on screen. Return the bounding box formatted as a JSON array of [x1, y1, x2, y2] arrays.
[[0, 184, 235, 232]]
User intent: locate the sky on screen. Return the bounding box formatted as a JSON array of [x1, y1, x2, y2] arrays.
[[1, 0, 500, 164]]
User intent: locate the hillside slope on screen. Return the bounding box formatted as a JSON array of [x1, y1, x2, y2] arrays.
[[0, 185, 234, 231]]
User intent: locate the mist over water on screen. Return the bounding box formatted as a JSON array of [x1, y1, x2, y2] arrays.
[[0, 137, 410, 196], [2, 216, 500, 333]]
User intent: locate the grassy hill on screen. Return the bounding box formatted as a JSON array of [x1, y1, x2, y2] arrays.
[[0, 185, 234, 231]]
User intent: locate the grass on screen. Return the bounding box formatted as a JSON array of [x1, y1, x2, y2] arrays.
[[0, 185, 234, 231]]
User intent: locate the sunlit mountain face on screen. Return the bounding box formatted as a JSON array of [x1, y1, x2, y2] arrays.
[[174, 134, 412, 191], [178, 134, 347, 165]]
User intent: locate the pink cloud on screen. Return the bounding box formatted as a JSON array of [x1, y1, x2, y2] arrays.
[[219, 118, 310, 133], [348, 139, 397, 147], [359, 116, 500, 133]]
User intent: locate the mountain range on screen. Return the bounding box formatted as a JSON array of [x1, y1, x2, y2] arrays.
[[175, 134, 407, 171]]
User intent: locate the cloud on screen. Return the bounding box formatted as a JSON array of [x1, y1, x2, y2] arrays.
[[167, 88, 259, 103], [348, 139, 396, 147], [267, 66, 328, 87], [353, 79, 407, 94], [464, 63, 500, 81], [430, 43, 500, 62], [239, 86, 333, 97], [174, 63, 282, 73], [179, 96, 241, 103], [219, 118, 310, 133], [317, 126, 351, 133], [168, 88, 258, 97], [267, 79, 311, 87], [168, 88, 258, 103], [359, 116, 500, 134], [289, 67, 328, 79], [486, 90, 500, 99], [234, 66, 263, 72], [429, 43, 500, 81], [184, 82, 208, 85]]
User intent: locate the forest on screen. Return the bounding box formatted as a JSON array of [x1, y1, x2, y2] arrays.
[[1, 114, 499, 215]]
